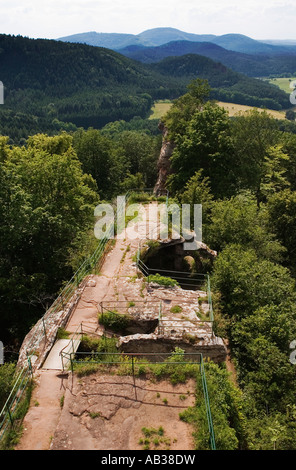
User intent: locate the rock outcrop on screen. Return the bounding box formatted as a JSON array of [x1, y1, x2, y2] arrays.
[[153, 122, 175, 196]]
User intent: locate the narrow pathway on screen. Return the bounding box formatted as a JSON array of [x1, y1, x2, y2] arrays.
[[15, 207, 146, 450], [15, 201, 217, 450]]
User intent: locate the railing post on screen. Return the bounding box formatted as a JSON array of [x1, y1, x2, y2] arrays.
[[42, 318, 47, 341], [61, 351, 65, 372], [6, 403, 13, 428], [27, 353, 33, 378], [131, 355, 137, 401]]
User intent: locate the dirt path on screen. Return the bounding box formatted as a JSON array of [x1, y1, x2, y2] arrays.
[[15, 204, 157, 450], [15, 370, 69, 450], [15, 202, 207, 451], [51, 373, 196, 451]]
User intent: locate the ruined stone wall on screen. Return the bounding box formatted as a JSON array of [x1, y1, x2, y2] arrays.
[[153, 122, 175, 196], [17, 276, 92, 370], [118, 334, 227, 363]]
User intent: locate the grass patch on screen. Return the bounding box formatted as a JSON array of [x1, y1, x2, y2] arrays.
[[139, 426, 171, 450], [98, 310, 132, 333], [148, 273, 179, 288], [170, 305, 183, 314], [267, 77, 296, 94], [120, 245, 131, 264], [60, 395, 65, 409], [89, 412, 102, 419], [56, 327, 70, 340], [149, 100, 173, 120]]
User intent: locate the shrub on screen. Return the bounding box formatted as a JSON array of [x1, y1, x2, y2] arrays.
[[148, 273, 179, 287], [98, 310, 132, 332]]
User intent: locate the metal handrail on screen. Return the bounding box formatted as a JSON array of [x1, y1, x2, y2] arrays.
[[0, 192, 135, 443], [136, 249, 214, 323], [67, 350, 216, 450]]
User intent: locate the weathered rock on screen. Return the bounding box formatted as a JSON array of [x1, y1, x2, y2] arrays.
[[153, 122, 175, 196], [118, 334, 227, 363], [17, 275, 92, 370]]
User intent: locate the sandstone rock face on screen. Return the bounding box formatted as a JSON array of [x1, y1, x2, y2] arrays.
[[153, 122, 175, 196], [17, 275, 92, 370]]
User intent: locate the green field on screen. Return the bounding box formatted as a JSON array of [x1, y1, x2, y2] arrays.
[[217, 102, 286, 120], [267, 77, 296, 94], [149, 100, 173, 120], [149, 99, 287, 122]]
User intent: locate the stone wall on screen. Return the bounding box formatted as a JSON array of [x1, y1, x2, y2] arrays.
[[17, 276, 92, 370], [117, 333, 227, 363], [153, 122, 175, 196]]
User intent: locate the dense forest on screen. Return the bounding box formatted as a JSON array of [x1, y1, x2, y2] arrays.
[[0, 34, 293, 145], [120, 40, 296, 78], [159, 80, 296, 449], [1, 32, 296, 449], [1, 78, 296, 448]]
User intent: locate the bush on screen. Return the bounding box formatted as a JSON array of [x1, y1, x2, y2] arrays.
[[98, 310, 132, 332], [180, 362, 247, 450], [148, 273, 179, 287], [0, 363, 16, 410]]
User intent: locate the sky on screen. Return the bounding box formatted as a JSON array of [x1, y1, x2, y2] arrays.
[[0, 0, 296, 40]]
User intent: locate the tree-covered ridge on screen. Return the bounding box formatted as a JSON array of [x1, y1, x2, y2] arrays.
[[0, 33, 292, 143], [162, 80, 296, 449], [119, 40, 296, 78], [0, 34, 183, 131], [152, 54, 291, 110]]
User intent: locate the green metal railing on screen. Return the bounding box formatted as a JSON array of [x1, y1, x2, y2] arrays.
[[0, 189, 216, 449], [61, 350, 216, 450], [0, 366, 33, 442], [200, 356, 216, 450], [0, 192, 132, 444], [136, 254, 214, 324]]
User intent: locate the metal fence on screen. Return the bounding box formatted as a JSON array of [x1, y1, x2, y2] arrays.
[[61, 350, 216, 450], [0, 190, 216, 449], [0, 366, 33, 443], [136, 255, 214, 324]]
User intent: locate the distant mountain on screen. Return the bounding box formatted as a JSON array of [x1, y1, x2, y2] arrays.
[[0, 33, 291, 142], [59, 27, 296, 55], [260, 39, 296, 46], [58, 31, 138, 50], [118, 40, 296, 78], [151, 54, 290, 110], [58, 27, 216, 49], [211, 33, 294, 55], [136, 28, 216, 47]]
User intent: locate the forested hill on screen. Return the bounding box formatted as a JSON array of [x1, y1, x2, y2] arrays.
[[0, 34, 182, 129], [151, 55, 291, 110], [118, 40, 296, 78], [0, 34, 291, 142]]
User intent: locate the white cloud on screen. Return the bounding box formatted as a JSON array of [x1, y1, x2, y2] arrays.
[[0, 0, 295, 39]]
